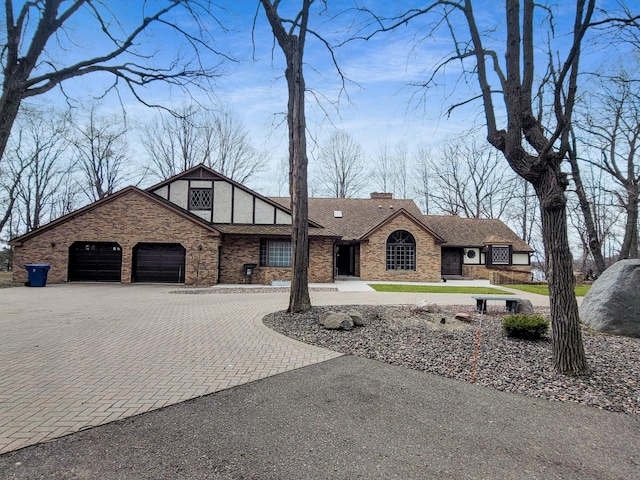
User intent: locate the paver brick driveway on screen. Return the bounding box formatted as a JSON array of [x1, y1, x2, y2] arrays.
[[0, 284, 342, 454], [1, 282, 550, 454]]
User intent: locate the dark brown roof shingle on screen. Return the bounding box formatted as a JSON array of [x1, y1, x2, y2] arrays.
[[271, 197, 440, 241], [213, 224, 338, 238], [423, 215, 533, 252]]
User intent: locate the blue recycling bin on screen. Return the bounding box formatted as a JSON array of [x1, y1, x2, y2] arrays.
[[24, 264, 51, 287]]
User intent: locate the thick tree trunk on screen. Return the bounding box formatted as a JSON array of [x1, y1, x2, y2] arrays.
[[535, 171, 589, 375], [619, 184, 639, 260], [0, 89, 24, 162], [285, 36, 311, 313], [259, 0, 312, 313]]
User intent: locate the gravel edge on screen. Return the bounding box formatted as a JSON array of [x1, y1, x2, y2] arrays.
[[264, 304, 640, 415]]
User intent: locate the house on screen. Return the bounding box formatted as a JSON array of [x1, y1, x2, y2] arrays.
[[424, 216, 534, 282], [10, 164, 532, 285]]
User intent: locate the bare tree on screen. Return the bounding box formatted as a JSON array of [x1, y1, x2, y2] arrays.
[[314, 130, 367, 197], [580, 71, 640, 260], [48, 171, 80, 221], [430, 134, 516, 219], [354, 0, 632, 373], [372, 142, 410, 198], [208, 109, 269, 184], [0, 155, 26, 236], [141, 106, 208, 180], [413, 144, 433, 214], [266, 156, 290, 197], [0, 0, 226, 166], [141, 106, 268, 183], [259, 0, 315, 313], [567, 165, 621, 277], [567, 127, 607, 276], [506, 176, 539, 246], [393, 144, 410, 199], [69, 107, 129, 202], [372, 143, 395, 193], [13, 107, 72, 231]]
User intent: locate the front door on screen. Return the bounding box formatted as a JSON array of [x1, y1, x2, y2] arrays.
[[441, 248, 462, 276], [336, 244, 355, 276]]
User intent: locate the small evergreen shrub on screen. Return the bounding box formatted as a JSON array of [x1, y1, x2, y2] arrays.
[[502, 314, 550, 340]]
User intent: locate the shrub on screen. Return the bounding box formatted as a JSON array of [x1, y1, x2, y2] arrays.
[[502, 314, 550, 340]]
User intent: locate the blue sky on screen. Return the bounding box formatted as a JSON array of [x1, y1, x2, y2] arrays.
[[14, 0, 638, 195], [30, 1, 480, 186]]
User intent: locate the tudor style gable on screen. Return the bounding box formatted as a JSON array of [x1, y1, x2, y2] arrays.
[[148, 165, 293, 225]]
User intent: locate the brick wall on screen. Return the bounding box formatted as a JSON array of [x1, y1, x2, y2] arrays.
[[309, 238, 334, 283], [463, 264, 532, 283], [219, 236, 334, 284], [359, 214, 441, 282], [12, 190, 220, 285], [487, 268, 533, 285]]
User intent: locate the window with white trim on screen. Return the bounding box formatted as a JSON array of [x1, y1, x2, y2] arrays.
[[260, 239, 292, 267], [386, 230, 416, 270]]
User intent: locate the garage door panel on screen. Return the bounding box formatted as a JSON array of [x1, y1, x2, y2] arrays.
[[133, 243, 185, 283], [69, 242, 122, 282]]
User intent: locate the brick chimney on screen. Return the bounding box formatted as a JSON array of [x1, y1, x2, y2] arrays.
[[370, 192, 393, 200]]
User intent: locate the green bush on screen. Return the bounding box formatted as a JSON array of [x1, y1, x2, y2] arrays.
[[502, 314, 550, 340]]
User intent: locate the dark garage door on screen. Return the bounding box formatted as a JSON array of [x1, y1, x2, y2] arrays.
[[133, 243, 186, 283], [68, 242, 122, 282]]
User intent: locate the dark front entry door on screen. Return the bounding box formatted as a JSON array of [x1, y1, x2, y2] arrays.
[[336, 244, 355, 276], [133, 243, 186, 283], [441, 248, 462, 276], [68, 242, 122, 282]]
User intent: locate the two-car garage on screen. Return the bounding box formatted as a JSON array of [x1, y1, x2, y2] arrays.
[[68, 242, 185, 283]]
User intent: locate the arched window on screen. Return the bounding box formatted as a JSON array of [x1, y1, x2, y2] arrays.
[[386, 230, 416, 270]]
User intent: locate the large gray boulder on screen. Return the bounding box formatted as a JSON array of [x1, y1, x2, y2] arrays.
[[579, 259, 640, 337]]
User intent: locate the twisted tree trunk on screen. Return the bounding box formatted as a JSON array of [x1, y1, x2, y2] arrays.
[[534, 171, 588, 373]]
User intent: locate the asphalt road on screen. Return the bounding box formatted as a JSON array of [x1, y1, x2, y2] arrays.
[[1, 355, 638, 480]]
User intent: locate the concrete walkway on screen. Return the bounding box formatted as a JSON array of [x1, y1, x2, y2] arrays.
[[0, 282, 550, 454]]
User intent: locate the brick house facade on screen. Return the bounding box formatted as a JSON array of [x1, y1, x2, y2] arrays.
[[358, 212, 442, 283], [10, 165, 532, 286], [11, 188, 221, 285]]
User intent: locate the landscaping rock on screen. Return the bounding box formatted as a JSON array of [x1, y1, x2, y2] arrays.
[[318, 311, 337, 326], [347, 310, 366, 326], [322, 312, 354, 330], [454, 312, 472, 322], [579, 259, 640, 337], [413, 300, 440, 313], [517, 299, 535, 315]]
